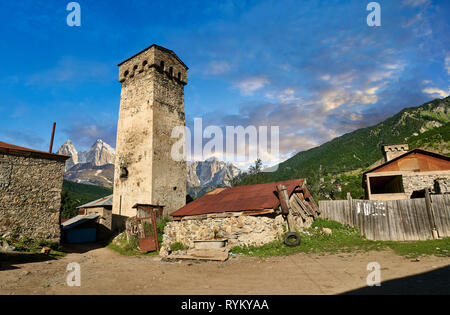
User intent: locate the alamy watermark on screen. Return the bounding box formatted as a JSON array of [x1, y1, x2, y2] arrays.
[[366, 262, 381, 287], [66, 262, 81, 287], [367, 2, 381, 27], [171, 118, 280, 172], [66, 2, 81, 27]]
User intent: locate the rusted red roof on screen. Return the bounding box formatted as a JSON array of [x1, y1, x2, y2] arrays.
[[171, 179, 305, 218], [0, 141, 69, 161]]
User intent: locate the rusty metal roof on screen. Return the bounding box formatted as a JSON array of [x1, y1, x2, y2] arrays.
[[0, 141, 69, 161], [170, 179, 305, 218]]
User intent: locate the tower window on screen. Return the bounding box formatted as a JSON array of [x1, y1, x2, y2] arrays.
[[169, 67, 173, 77], [120, 166, 129, 179], [142, 60, 148, 68], [124, 70, 129, 77], [177, 72, 181, 80], [160, 61, 165, 71]]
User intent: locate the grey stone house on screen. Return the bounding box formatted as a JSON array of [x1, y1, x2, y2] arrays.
[[0, 141, 69, 242]]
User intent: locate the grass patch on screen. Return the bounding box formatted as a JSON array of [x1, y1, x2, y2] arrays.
[[1, 236, 66, 258], [231, 218, 450, 259], [107, 216, 172, 256], [170, 242, 188, 252], [384, 238, 450, 258]]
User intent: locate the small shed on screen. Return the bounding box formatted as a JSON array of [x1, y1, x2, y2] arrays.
[[61, 214, 100, 244], [164, 179, 320, 248]]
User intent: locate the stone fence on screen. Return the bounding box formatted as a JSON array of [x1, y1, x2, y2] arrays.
[[163, 214, 287, 248]]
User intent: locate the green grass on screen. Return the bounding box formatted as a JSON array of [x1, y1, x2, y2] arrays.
[[231, 219, 450, 259], [1, 236, 66, 258], [106, 233, 158, 256], [170, 242, 188, 252], [107, 216, 172, 256]]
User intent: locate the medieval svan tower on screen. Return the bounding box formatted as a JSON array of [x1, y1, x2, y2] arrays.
[[112, 45, 188, 222]]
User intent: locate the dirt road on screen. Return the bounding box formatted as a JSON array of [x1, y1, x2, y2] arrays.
[[1, 245, 449, 295]]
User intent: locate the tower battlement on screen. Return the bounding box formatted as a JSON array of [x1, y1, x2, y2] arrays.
[[118, 44, 188, 85]]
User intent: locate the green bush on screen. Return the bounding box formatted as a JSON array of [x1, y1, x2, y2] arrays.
[[170, 242, 188, 252]]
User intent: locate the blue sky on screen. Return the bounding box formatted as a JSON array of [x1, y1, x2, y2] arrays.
[[0, 0, 448, 167]]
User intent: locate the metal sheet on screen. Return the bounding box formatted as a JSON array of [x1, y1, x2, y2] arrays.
[[171, 179, 306, 218]]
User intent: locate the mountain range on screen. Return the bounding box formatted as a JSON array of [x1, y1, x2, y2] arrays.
[[187, 158, 241, 196], [58, 140, 241, 194], [60, 96, 449, 199]]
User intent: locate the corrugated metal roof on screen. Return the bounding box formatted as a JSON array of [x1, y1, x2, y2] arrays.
[[62, 214, 100, 230], [77, 195, 113, 209], [0, 141, 69, 161], [170, 179, 305, 218]]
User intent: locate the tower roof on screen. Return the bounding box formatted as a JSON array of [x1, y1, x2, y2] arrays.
[[118, 44, 188, 70]]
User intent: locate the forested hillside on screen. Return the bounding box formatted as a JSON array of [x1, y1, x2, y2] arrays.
[[232, 96, 450, 200]]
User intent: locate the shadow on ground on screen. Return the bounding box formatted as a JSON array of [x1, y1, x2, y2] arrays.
[[61, 242, 106, 254], [342, 265, 450, 295], [0, 252, 57, 271]]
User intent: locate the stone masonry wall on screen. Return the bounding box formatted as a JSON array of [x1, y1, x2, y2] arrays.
[[403, 173, 450, 196], [0, 153, 65, 241], [113, 45, 187, 220], [163, 215, 286, 248]]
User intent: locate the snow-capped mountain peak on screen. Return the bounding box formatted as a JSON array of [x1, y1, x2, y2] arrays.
[[57, 140, 79, 170]]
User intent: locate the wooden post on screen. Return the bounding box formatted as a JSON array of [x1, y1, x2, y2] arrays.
[[277, 184, 295, 232], [277, 185, 291, 216], [49, 122, 56, 153], [347, 192, 354, 226], [425, 188, 438, 239]]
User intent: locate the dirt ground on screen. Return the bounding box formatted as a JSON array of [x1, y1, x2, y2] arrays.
[[0, 244, 449, 295]]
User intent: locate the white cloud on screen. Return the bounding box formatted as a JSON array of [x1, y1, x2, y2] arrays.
[[320, 89, 378, 112], [236, 76, 269, 96], [402, 0, 430, 7], [422, 87, 449, 98], [208, 61, 231, 75], [26, 57, 111, 86]]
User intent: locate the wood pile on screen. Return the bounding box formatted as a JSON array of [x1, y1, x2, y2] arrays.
[[287, 188, 321, 230]]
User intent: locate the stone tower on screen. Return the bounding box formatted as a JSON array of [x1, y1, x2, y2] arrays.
[[382, 144, 409, 162], [112, 45, 188, 220]]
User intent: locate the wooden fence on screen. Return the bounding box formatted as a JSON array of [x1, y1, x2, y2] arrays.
[[319, 194, 450, 241]]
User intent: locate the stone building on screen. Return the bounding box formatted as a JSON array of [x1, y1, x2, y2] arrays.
[[0, 141, 68, 241], [112, 44, 188, 226], [164, 179, 320, 248], [363, 145, 450, 200]]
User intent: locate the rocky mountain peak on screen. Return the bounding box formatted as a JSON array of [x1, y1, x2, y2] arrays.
[[187, 158, 242, 196], [58, 139, 116, 170], [57, 140, 78, 170]]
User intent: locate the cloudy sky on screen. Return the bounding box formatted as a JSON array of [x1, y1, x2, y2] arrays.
[[0, 0, 448, 169]]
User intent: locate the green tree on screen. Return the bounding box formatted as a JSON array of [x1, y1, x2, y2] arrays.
[[231, 159, 267, 187], [60, 189, 78, 219]]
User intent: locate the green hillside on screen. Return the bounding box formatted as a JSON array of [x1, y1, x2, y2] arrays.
[[61, 180, 112, 218], [232, 96, 450, 200]]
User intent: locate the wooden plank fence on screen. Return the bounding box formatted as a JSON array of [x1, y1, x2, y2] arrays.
[[319, 194, 450, 241]]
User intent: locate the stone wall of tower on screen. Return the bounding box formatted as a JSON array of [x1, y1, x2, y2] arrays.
[[113, 45, 187, 223], [152, 55, 187, 216]]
